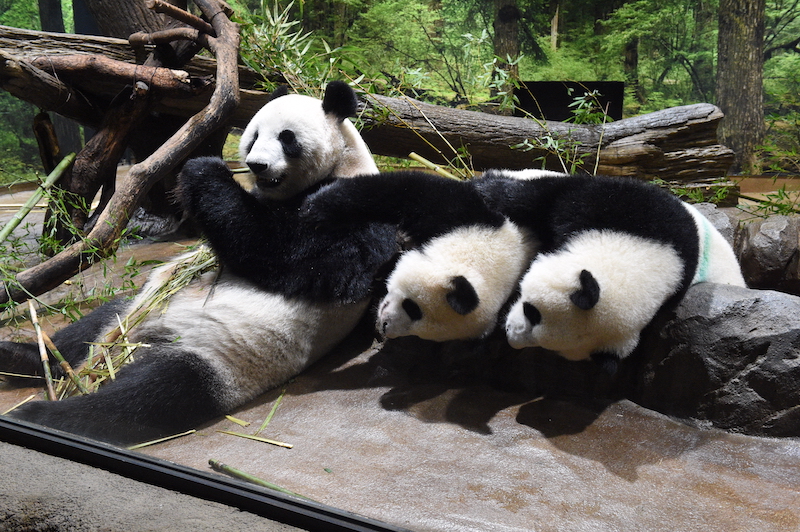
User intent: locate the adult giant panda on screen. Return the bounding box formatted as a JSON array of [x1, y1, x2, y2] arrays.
[[0, 81, 398, 445], [475, 170, 746, 373]]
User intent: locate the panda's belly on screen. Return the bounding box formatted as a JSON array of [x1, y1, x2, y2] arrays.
[[121, 274, 369, 408]]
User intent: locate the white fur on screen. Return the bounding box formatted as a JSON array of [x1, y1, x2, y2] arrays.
[[115, 256, 367, 409], [379, 220, 536, 341], [505, 229, 684, 360], [239, 93, 378, 201], [489, 168, 569, 180], [683, 202, 746, 286]]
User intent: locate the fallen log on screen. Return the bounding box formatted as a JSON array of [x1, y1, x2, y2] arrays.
[[360, 94, 735, 180], [0, 25, 734, 181]]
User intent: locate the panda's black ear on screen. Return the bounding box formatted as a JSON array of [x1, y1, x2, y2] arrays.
[[322, 80, 358, 121], [570, 269, 600, 310], [446, 276, 480, 315], [268, 85, 290, 101]]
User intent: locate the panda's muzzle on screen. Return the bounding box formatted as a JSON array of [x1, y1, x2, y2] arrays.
[[248, 162, 284, 188]]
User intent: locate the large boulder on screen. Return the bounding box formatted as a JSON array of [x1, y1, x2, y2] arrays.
[[632, 283, 800, 437]]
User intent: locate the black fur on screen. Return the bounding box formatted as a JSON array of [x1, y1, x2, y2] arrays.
[[303, 170, 505, 244], [447, 276, 480, 315], [176, 157, 398, 304], [473, 172, 700, 310], [570, 269, 600, 311], [8, 349, 228, 444], [321, 80, 359, 120]]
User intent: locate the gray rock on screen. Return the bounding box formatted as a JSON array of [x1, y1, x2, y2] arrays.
[[735, 214, 800, 289], [633, 282, 800, 437], [690, 204, 800, 294]]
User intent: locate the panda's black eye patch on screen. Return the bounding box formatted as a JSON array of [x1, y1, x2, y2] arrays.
[[522, 302, 541, 326], [278, 129, 302, 159], [402, 298, 423, 321]]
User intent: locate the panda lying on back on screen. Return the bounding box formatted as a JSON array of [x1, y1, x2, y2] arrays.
[[0, 81, 397, 445], [303, 169, 746, 373]]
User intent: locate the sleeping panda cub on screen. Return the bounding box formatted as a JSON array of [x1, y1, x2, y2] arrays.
[[302, 170, 538, 342], [475, 170, 746, 373], [0, 81, 397, 445]]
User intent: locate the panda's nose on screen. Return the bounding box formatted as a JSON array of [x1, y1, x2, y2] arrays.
[[248, 162, 268, 175]]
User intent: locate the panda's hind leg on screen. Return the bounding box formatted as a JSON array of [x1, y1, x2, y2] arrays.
[[0, 298, 129, 382], [6, 345, 228, 446]]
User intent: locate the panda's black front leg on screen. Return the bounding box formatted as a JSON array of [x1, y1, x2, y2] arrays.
[[176, 157, 276, 264]]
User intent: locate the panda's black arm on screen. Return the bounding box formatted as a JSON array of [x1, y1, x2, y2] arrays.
[[302, 170, 504, 243], [176, 157, 283, 262]]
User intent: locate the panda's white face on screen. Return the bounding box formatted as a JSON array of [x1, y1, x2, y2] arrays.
[[505, 229, 685, 360], [378, 221, 535, 342], [239, 94, 344, 201], [239, 87, 379, 201]]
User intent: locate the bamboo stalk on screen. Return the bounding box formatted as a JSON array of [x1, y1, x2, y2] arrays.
[[127, 429, 197, 450], [217, 430, 293, 449], [225, 415, 251, 427], [0, 153, 75, 245], [255, 388, 285, 435], [39, 329, 88, 395], [27, 301, 57, 401], [208, 459, 311, 500], [408, 152, 460, 180]]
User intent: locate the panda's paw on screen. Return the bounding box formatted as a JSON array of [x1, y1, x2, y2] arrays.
[[176, 157, 234, 209]]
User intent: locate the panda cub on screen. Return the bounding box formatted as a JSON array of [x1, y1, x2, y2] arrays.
[[0, 81, 397, 445], [476, 170, 746, 372], [303, 171, 537, 342]]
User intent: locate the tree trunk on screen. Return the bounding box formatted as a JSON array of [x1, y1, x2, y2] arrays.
[[492, 0, 520, 99], [38, 0, 83, 160], [716, 0, 765, 173]]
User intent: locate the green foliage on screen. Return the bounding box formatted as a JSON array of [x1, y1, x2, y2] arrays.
[[513, 89, 614, 174], [237, 0, 372, 96], [0, 93, 43, 185], [601, 0, 717, 111], [0, 0, 39, 29]]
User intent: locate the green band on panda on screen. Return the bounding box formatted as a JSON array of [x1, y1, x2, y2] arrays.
[[694, 213, 714, 284]]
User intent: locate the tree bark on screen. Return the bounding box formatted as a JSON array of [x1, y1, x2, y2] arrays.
[[0, 25, 262, 129], [716, 0, 766, 173], [360, 93, 734, 180], [0, 0, 240, 306], [492, 0, 520, 99]]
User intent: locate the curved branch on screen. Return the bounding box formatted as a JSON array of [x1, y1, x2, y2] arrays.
[[0, 0, 240, 306]]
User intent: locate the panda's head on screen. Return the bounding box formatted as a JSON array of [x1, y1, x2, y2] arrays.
[[504, 229, 685, 361], [378, 221, 535, 342], [239, 81, 378, 201]]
